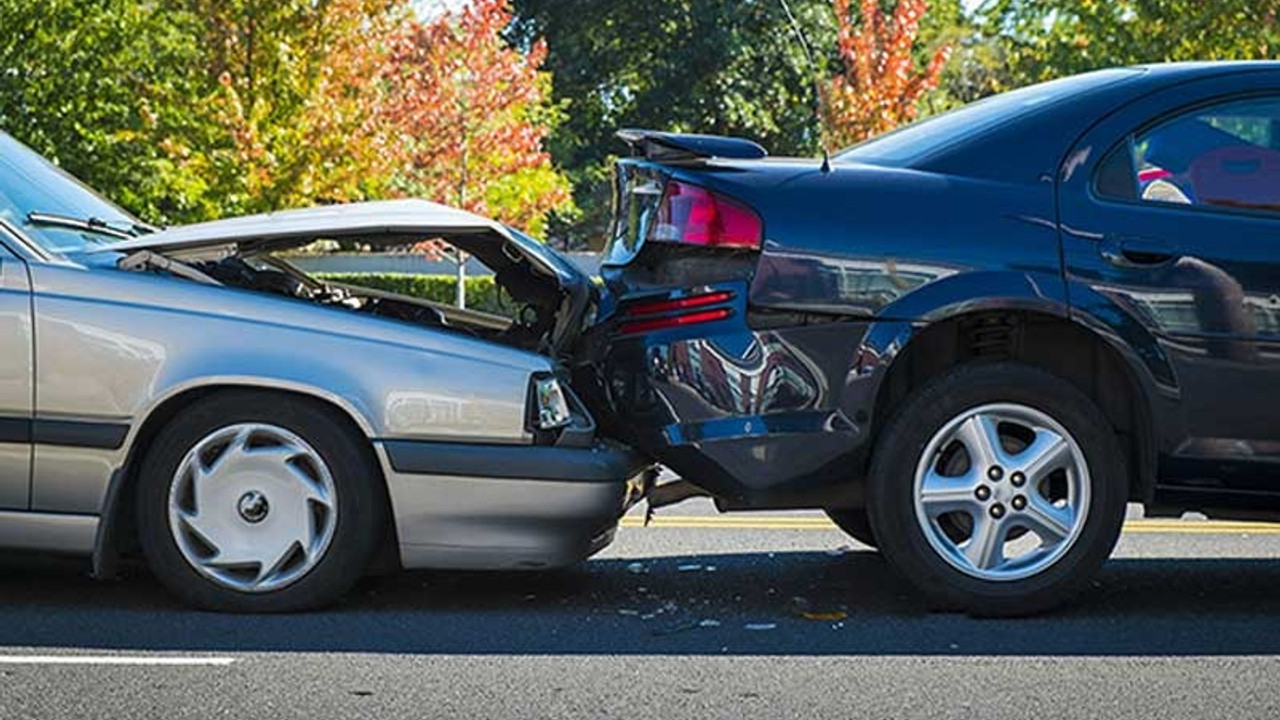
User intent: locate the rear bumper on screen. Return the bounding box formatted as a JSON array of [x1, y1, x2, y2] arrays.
[[582, 314, 876, 502], [375, 440, 651, 571]]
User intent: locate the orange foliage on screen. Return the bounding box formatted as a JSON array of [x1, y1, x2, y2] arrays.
[[380, 0, 571, 233], [820, 0, 951, 148]]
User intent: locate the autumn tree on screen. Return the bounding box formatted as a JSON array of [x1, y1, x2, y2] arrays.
[[820, 0, 951, 148], [169, 0, 407, 219], [982, 0, 1277, 87], [379, 0, 571, 306], [382, 0, 570, 231]]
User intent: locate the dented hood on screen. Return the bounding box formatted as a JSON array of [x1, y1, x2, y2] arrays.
[[99, 198, 585, 289]]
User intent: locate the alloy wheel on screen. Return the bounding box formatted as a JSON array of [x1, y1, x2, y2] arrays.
[[912, 403, 1091, 582]]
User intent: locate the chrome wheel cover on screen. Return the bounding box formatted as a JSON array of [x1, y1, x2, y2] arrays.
[[912, 403, 1091, 582], [168, 423, 338, 593]]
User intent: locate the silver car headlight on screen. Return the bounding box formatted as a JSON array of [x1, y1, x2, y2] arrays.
[[530, 373, 572, 430]]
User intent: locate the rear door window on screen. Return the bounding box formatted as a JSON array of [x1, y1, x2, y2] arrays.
[[1097, 96, 1280, 214]]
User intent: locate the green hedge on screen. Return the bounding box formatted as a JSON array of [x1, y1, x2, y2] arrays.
[[317, 273, 509, 316]]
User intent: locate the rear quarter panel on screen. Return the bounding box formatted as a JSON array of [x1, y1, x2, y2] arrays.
[[594, 161, 1069, 500]]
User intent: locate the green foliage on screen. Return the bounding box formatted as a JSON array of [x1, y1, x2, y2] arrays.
[[919, 1, 1010, 112], [316, 273, 509, 315], [3, 0, 1273, 243], [0, 0, 211, 223], [508, 0, 839, 247], [0, 0, 567, 236], [508, 0, 966, 247], [159, 0, 408, 220], [979, 0, 1279, 88]]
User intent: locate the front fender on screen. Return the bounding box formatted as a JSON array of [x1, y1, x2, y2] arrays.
[[33, 263, 542, 446]]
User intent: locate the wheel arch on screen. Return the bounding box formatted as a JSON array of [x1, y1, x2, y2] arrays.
[[863, 306, 1160, 504], [92, 382, 396, 579]]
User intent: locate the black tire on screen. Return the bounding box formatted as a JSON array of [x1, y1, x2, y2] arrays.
[[135, 391, 385, 612], [826, 508, 878, 549], [866, 362, 1127, 617]]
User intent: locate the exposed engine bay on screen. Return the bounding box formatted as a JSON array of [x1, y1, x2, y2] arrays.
[[115, 223, 590, 358], [188, 254, 557, 352]]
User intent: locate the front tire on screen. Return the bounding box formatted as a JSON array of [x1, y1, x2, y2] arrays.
[[867, 362, 1127, 617], [136, 392, 384, 612]]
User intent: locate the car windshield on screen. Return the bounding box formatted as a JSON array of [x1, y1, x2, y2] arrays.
[[0, 131, 143, 254], [834, 68, 1144, 167]]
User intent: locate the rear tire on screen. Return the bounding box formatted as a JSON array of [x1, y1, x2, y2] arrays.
[[136, 391, 384, 612], [826, 508, 878, 549], [867, 362, 1126, 617]]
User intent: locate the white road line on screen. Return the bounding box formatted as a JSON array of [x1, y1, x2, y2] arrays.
[[0, 655, 235, 666]]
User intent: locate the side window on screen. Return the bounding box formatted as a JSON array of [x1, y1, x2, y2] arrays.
[[1097, 96, 1280, 214]]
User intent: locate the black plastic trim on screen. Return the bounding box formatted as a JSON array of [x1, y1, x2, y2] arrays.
[[383, 439, 648, 483], [0, 417, 31, 444], [32, 420, 129, 450]]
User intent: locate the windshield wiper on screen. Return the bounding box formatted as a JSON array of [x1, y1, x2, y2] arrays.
[[26, 211, 143, 241]]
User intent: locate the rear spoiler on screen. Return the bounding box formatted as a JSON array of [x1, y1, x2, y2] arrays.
[[616, 129, 768, 163]]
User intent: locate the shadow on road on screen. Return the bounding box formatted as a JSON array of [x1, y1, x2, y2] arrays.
[[1, 551, 1277, 656]]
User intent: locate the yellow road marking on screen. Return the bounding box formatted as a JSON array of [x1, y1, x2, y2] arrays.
[[618, 516, 1280, 534]]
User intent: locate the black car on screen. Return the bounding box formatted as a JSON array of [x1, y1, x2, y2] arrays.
[[580, 62, 1280, 615]]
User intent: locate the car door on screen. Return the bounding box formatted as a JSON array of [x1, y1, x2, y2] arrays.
[[0, 235, 32, 509], [1059, 69, 1280, 502]]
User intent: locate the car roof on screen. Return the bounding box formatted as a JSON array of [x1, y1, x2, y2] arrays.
[[1132, 60, 1280, 76], [915, 62, 1280, 180]]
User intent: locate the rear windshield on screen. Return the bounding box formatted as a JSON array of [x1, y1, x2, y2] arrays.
[[834, 68, 1143, 167]]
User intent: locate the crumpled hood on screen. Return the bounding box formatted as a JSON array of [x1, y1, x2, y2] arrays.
[[97, 198, 594, 356], [98, 198, 586, 292], [104, 199, 512, 259]]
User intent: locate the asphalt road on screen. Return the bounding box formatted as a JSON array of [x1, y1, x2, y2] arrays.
[[2, 501, 1279, 720]]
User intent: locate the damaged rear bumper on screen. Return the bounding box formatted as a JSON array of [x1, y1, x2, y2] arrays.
[[375, 439, 652, 570]]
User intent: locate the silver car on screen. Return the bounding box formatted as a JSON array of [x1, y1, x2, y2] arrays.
[[0, 132, 649, 612]]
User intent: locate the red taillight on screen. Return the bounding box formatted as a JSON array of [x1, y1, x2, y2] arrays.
[[618, 290, 735, 335], [649, 181, 762, 249], [619, 308, 733, 336], [624, 290, 735, 318]]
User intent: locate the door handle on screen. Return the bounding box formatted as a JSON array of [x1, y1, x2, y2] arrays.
[[1100, 236, 1177, 268]]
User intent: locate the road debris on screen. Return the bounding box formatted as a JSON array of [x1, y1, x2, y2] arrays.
[[801, 611, 847, 622], [743, 623, 777, 631]]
